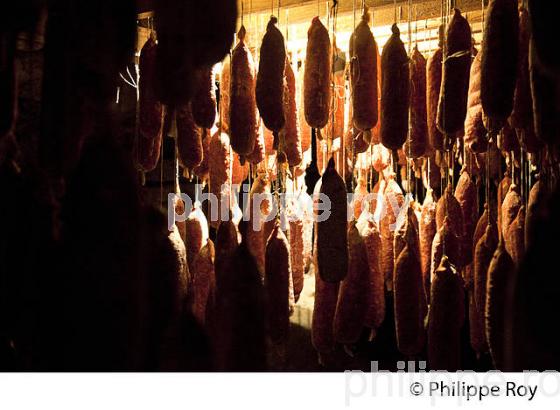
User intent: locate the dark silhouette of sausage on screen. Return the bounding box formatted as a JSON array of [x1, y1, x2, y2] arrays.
[[437, 9, 472, 138], [381, 24, 409, 151], [427, 25, 445, 151], [394, 212, 426, 356], [428, 256, 465, 371], [317, 158, 348, 282], [256, 17, 286, 133], [485, 240, 514, 370], [510, 7, 532, 131], [138, 37, 164, 172], [156, 0, 237, 104], [481, 0, 519, 133], [265, 223, 293, 346], [312, 251, 340, 356], [528, 0, 560, 72], [0, 30, 16, 142], [530, 41, 560, 146]]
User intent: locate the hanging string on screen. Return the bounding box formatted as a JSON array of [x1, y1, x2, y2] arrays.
[[481, 0, 485, 35], [394, 0, 398, 23], [241, 0, 244, 27], [406, 0, 412, 195], [408, 0, 412, 54], [414, 6, 418, 46], [329, 0, 338, 163]]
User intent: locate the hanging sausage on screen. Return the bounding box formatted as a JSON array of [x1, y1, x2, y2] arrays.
[[304, 17, 331, 131], [381, 24, 409, 151], [349, 7, 378, 132]]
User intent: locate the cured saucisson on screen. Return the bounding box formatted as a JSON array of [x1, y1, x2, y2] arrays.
[[192, 66, 217, 129], [510, 7, 532, 131], [177, 103, 203, 171], [419, 189, 437, 297], [191, 239, 216, 327], [481, 0, 519, 132], [525, 180, 545, 249], [473, 222, 498, 353], [304, 17, 331, 130], [256, 17, 286, 133], [138, 36, 164, 172], [428, 256, 465, 371], [427, 25, 445, 151], [333, 222, 369, 345], [501, 184, 522, 240], [209, 131, 232, 228], [405, 46, 428, 158], [394, 210, 426, 356], [219, 57, 231, 133], [464, 51, 487, 153], [505, 205, 525, 267], [317, 158, 348, 282], [437, 9, 472, 137], [454, 171, 478, 265], [193, 128, 210, 180], [230, 26, 258, 157], [528, 0, 560, 71], [288, 214, 305, 302], [485, 240, 514, 370], [220, 224, 266, 371], [265, 223, 294, 345], [529, 41, 560, 146], [379, 175, 405, 289], [185, 204, 210, 275], [349, 7, 378, 131], [312, 245, 340, 356], [358, 216, 385, 333], [380, 24, 409, 150], [281, 59, 303, 167]]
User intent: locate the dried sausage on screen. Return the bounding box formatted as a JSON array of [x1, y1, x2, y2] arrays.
[[192, 65, 217, 129], [427, 26, 445, 151], [428, 256, 465, 371], [256, 17, 286, 133], [177, 103, 203, 171], [333, 223, 369, 344], [405, 46, 427, 158], [380, 24, 409, 150], [138, 36, 164, 172], [485, 241, 514, 370], [317, 158, 348, 282], [304, 17, 331, 130], [349, 8, 378, 131], [437, 9, 472, 137], [481, 0, 519, 132], [230, 26, 258, 157]]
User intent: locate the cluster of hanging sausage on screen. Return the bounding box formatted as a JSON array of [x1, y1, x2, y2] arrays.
[[308, 0, 558, 370], [135, 0, 560, 370]]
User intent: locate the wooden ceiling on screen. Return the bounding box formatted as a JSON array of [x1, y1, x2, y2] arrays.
[[137, 1, 485, 25], [137, 0, 486, 55]]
